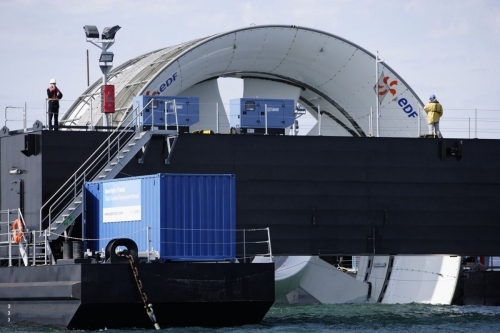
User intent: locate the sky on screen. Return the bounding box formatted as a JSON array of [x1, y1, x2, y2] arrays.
[[0, 0, 499, 138]]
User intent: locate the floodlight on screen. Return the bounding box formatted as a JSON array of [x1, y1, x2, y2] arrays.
[[83, 25, 99, 39], [99, 52, 114, 62], [101, 25, 121, 40]]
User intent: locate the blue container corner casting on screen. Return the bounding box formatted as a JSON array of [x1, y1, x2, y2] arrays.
[[83, 173, 236, 262]]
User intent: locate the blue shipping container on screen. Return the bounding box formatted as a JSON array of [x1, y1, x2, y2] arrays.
[[84, 173, 236, 262], [132, 96, 200, 127], [229, 98, 295, 129]]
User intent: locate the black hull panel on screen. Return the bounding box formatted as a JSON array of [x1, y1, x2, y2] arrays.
[[71, 301, 272, 329], [0, 262, 275, 329]]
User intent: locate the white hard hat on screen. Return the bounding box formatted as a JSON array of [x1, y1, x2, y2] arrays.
[[49, 78, 56, 84]]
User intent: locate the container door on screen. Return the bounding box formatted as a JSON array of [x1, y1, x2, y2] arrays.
[[153, 98, 165, 126], [142, 98, 153, 126], [241, 100, 257, 128], [283, 100, 295, 127], [265, 99, 285, 128], [186, 97, 200, 125], [278, 100, 287, 128], [166, 99, 177, 126], [255, 100, 263, 128], [178, 99, 188, 126]]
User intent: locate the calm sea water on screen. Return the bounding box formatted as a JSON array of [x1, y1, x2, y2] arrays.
[[2, 302, 500, 332]]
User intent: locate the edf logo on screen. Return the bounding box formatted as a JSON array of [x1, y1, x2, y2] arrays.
[[398, 98, 418, 118], [159, 72, 178, 92], [145, 72, 178, 95], [375, 72, 418, 118]]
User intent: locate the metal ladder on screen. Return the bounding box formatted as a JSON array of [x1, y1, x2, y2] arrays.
[[39, 100, 178, 243]]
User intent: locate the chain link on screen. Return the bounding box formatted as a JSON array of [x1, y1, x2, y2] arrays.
[[126, 254, 148, 305], [126, 254, 160, 329]]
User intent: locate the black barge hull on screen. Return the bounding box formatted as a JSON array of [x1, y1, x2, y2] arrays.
[[0, 262, 275, 329]]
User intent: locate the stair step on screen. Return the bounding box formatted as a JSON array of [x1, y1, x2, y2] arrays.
[[38, 129, 149, 242]]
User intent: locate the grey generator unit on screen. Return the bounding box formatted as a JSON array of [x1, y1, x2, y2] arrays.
[[132, 95, 199, 133], [229, 98, 295, 135]]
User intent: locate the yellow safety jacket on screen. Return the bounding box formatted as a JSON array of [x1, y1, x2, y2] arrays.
[[423, 101, 443, 124]]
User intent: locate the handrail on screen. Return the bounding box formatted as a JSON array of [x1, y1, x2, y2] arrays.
[[0, 208, 25, 266], [43, 226, 272, 262], [39, 99, 156, 233], [4, 105, 25, 128]]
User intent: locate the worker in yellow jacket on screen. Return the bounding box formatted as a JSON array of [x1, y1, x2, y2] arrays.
[[423, 94, 443, 138]]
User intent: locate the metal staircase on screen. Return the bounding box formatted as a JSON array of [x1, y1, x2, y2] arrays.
[[38, 100, 178, 244]]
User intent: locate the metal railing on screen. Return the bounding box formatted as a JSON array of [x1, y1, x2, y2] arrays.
[[4, 104, 27, 132], [42, 226, 273, 264], [0, 209, 29, 266], [38, 99, 157, 234], [4, 99, 500, 140]]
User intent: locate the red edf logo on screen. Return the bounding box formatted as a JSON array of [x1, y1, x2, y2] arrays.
[[374, 72, 398, 104]]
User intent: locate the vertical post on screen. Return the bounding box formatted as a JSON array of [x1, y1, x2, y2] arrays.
[[4, 107, 7, 127], [174, 99, 179, 133], [137, 101, 141, 129], [264, 104, 268, 135], [475, 109, 477, 138], [8, 211, 12, 267], [375, 51, 380, 138], [216, 103, 219, 134], [103, 82, 108, 130], [164, 101, 167, 129], [44, 229, 48, 265], [266, 227, 273, 263], [146, 227, 151, 263], [87, 49, 90, 87], [45, 99, 49, 129], [369, 107, 373, 136], [90, 99, 93, 130], [318, 105, 321, 136], [243, 229, 246, 263], [468, 118, 470, 139], [418, 107, 421, 137], [32, 230, 36, 266], [23, 102, 27, 133]]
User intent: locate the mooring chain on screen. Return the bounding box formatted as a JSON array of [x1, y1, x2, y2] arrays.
[[126, 254, 161, 330]]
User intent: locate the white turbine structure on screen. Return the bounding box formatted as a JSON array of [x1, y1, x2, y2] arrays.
[[62, 25, 425, 138], [63, 25, 458, 305]]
